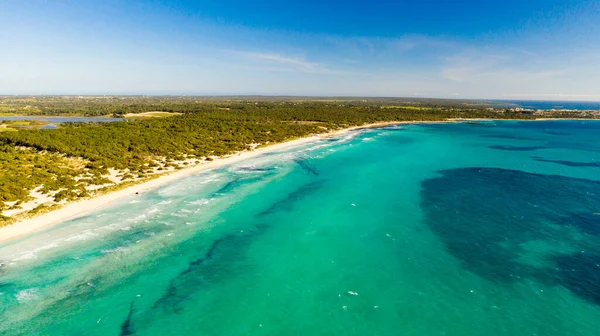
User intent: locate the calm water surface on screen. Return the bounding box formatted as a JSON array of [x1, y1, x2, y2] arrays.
[[1, 121, 600, 335], [0, 116, 123, 123]]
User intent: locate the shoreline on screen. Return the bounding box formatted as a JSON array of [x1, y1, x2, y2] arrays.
[[0, 121, 431, 243], [0, 118, 596, 243]]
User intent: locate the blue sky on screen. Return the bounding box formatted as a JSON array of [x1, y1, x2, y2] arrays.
[[1, 0, 599, 100]]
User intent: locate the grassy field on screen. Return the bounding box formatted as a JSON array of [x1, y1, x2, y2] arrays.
[[380, 105, 430, 110], [0, 125, 17, 132], [124, 111, 183, 118]]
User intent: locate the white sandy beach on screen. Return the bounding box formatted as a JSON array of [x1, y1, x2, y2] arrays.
[[0, 122, 412, 243]]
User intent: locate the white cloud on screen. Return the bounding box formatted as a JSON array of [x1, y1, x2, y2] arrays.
[[241, 52, 319, 69], [225, 49, 359, 76], [435, 46, 600, 100], [323, 34, 458, 57], [391, 34, 456, 53], [235, 51, 332, 74]]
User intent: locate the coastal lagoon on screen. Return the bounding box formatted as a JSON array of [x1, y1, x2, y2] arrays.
[[0, 117, 123, 123], [0, 116, 124, 130], [1, 121, 600, 335]]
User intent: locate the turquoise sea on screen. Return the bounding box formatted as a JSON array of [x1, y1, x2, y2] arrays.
[[1, 121, 600, 335]]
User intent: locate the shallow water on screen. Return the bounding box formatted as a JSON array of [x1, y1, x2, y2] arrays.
[[1, 121, 600, 335], [0, 116, 123, 123]]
